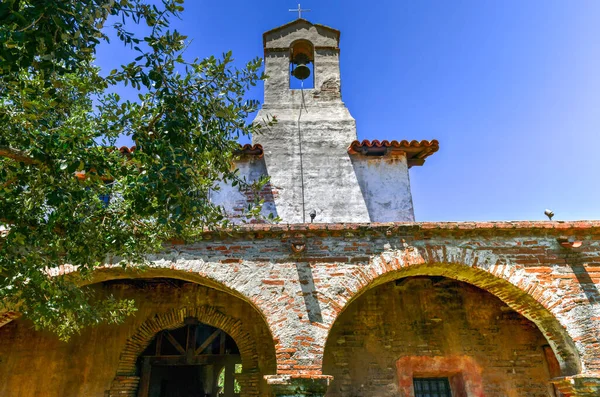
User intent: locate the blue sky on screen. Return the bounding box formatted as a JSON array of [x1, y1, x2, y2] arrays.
[[95, 1, 600, 222]]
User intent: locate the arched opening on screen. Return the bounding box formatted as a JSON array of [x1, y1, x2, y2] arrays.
[[0, 275, 277, 397], [136, 317, 242, 397], [289, 39, 314, 89], [323, 276, 565, 397], [321, 260, 582, 377], [101, 278, 277, 397]]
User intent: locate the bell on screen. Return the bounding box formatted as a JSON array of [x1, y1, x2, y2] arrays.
[[292, 63, 311, 80]]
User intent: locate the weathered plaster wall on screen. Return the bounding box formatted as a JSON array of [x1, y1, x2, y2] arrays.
[[351, 155, 415, 222], [211, 156, 278, 222], [323, 277, 557, 397], [213, 147, 418, 224], [252, 107, 370, 224], [253, 20, 372, 224], [208, 20, 421, 224], [0, 283, 277, 397], [34, 223, 600, 379]]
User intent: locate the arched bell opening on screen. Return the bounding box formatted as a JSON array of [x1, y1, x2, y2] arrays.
[[136, 317, 242, 397], [323, 276, 565, 397], [289, 39, 314, 89]]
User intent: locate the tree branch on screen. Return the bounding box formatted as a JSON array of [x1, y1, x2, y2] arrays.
[[0, 146, 39, 165], [17, 14, 45, 32]]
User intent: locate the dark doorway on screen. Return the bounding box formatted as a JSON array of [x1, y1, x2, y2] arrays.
[[150, 365, 205, 397], [137, 318, 242, 397]]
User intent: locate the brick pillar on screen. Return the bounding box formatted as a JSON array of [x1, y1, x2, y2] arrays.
[[105, 375, 140, 396], [551, 374, 600, 396], [236, 372, 261, 397], [265, 375, 332, 397]]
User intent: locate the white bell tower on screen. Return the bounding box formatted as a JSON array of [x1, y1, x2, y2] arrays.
[[253, 19, 370, 223]]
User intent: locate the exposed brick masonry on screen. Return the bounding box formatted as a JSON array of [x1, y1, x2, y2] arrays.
[[0, 283, 276, 396], [1, 221, 599, 396], [324, 278, 557, 396]]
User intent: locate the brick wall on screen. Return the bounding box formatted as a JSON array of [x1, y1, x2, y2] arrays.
[[0, 282, 277, 397], [323, 277, 557, 396], [122, 221, 598, 380], [1, 221, 599, 396]]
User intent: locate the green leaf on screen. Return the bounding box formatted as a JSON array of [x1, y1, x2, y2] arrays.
[[0, 0, 268, 341]]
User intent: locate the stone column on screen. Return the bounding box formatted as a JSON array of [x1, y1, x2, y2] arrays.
[[265, 375, 333, 397], [551, 374, 600, 396]]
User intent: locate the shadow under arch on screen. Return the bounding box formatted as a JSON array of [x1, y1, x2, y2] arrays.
[[84, 269, 277, 358], [78, 266, 278, 341], [323, 261, 582, 376]]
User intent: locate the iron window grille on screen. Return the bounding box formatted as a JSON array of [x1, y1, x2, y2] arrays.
[[413, 377, 452, 397]]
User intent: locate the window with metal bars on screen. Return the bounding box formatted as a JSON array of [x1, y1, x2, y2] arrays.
[[413, 377, 452, 397]]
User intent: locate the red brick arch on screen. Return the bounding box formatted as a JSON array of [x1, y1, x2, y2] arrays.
[[323, 249, 583, 377], [77, 267, 260, 313], [0, 267, 277, 354], [107, 305, 261, 397], [0, 267, 274, 339]]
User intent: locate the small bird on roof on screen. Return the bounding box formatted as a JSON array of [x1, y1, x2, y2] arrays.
[[544, 209, 554, 220]]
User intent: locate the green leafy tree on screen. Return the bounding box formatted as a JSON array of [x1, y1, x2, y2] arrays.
[[0, 0, 272, 339]]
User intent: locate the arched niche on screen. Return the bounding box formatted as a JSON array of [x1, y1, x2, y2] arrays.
[[0, 273, 277, 397], [323, 275, 567, 397], [82, 273, 277, 397], [323, 261, 581, 377]]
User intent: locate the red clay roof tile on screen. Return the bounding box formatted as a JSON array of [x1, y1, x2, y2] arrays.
[[116, 144, 264, 158], [348, 139, 439, 167], [234, 144, 264, 158]]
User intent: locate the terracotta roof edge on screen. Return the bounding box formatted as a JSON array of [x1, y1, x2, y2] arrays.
[[347, 140, 439, 164], [116, 144, 263, 157], [171, 221, 600, 243]]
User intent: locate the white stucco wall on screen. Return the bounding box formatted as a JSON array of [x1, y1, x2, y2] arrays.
[[210, 157, 278, 222], [350, 155, 415, 222]]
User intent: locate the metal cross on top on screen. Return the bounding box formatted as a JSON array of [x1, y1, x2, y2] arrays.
[[289, 3, 310, 19]]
